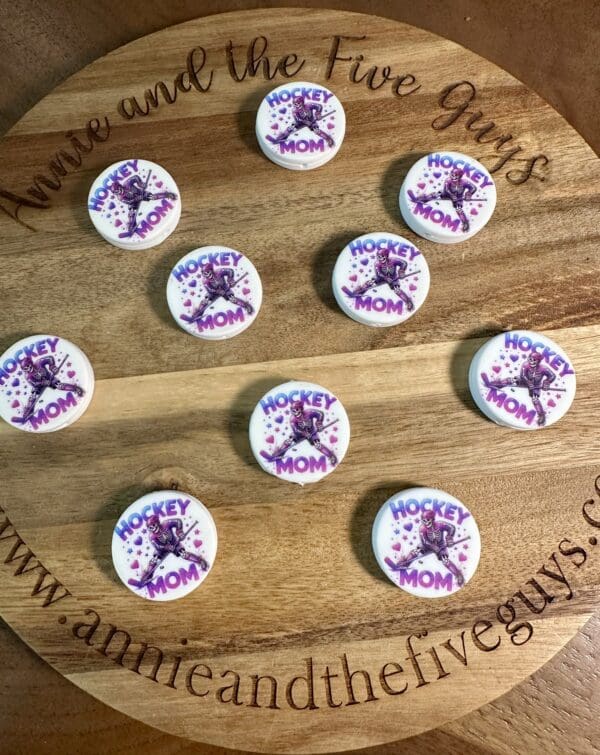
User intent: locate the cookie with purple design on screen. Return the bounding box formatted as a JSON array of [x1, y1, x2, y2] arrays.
[[167, 246, 262, 340], [255, 82, 345, 170], [0, 334, 94, 433], [112, 490, 217, 602], [88, 158, 181, 250], [399, 152, 496, 243], [468, 330, 576, 429], [372, 487, 481, 598], [332, 232, 430, 327], [249, 380, 350, 485]]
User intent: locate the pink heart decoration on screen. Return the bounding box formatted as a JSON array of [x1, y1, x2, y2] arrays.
[[115, 219, 122, 227], [492, 365, 501, 373], [155, 181, 163, 188], [409, 284, 418, 291], [130, 560, 139, 570], [510, 354, 519, 362], [458, 553, 467, 562], [547, 399, 556, 407], [417, 182, 426, 189], [391, 543, 403, 552], [11, 400, 19, 408], [134, 536, 143, 546], [349, 274, 358, 282], [266, 435, 275, 444], [67, 370, 76, 378], [404, 523, 413, 532], [329, 435, 338, 444], [327, 122, 334, 129], [470, 208, 478, 216], [271, 123, 279, 130], [463, 544, 469, 549], [183, 299, 192, 307], [242, 288, 251, 295], [193, 539, 203, 548]]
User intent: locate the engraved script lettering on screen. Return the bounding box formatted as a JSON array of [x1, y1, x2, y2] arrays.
[[432, 81, 550, 184], [118, 47, 214, 119], [0, 118, 110, 230], [326, 35, 421, 97], [225, 36, 305, 81]]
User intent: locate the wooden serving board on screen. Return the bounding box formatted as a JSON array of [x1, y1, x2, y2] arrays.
[[0, 8, 599, 753]]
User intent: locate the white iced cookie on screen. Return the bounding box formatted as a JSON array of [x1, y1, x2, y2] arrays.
[[0, 334, 94, 433], [468, 330, 576, 430], [249, 380, 350, 484], [112, 490, 217, 601], [167, 246, 262, 340], [332, 232, 430, 326], [255, 81, 345, 170], [399, 151, 496, 243], [372, 487, 481, 598], [88, 158, 181, 250]]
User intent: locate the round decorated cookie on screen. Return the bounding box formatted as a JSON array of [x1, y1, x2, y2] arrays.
[[249, 380, 350, 485], [88, 158, 181, 250], [332, 232, 430, 327], [112, 490, 217, 602], [167, 246, 262, 340], [0, 335, 94, 433], [372, 487, 481, 598], [255, 81, 346, 170], [399, 151, 496, 244], [468, 330, 576, 430]]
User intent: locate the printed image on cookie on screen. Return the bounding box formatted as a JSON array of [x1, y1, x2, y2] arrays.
[[0, 335, 94, 433], [372, 487, 481, 598], [255, 82, 346, 170], [399, 152, 496, 244], [88, 158, 181, 250], [249, 380, 350, 485], [332, 233, 430, 327], [167, 246, 262, 340], [112, 490, 217, 602], [468, 330, 576, 430]]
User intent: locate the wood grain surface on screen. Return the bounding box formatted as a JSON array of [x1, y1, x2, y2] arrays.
[[1, 3, 600, 754]]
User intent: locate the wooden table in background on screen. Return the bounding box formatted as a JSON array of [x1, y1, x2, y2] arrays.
[[1, 1, 599, 753]]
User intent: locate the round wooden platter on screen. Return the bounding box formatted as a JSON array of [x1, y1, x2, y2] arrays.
[[1, 7, 600, 753]]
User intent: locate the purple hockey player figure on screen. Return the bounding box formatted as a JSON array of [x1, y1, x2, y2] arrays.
[[485, 351, 556, 426], [342, 247, 415, 311], [270, 95, 335, 148], [385, 509, 465, 586], [131, 515, 208, 588], [181, 263, 253, 324], [111, 171, 177, 237], [260, 399, 338, 466], [410, 167, 477, 232], [12, 354, 84, 424]]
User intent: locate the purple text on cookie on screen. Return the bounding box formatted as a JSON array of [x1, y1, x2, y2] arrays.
[[275, 455, 327, 475], [88, 160, 139, 211], [260, 389, 337, 415], [399, 568, 454, 592], [266, 86, 333, 107], [427, 154, 493, 188], [28, 392, 78, 430], [348, 237, 420, 260], [503, 333, 574, 377], [412, 202, 461, 233], [354, 296, 404, 315], [146, 563, 201, 598]]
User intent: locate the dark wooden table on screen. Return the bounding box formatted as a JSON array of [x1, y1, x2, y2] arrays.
[[1, 1, 599, 753]]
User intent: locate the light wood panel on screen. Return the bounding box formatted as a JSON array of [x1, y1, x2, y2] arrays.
[[1, 8, 599, 753]]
